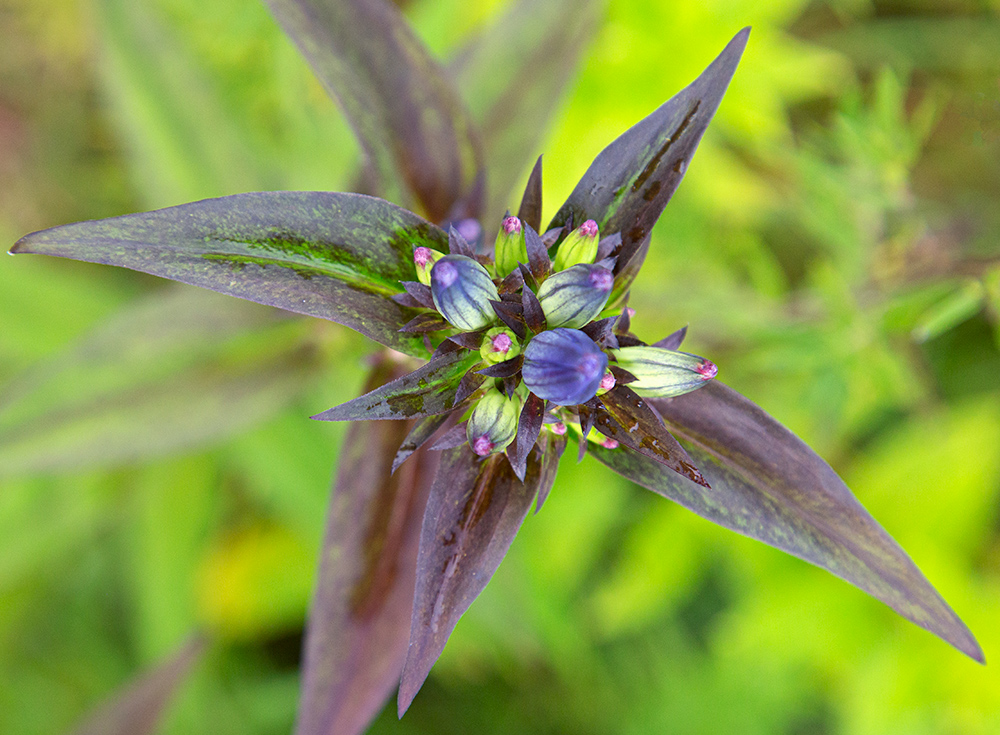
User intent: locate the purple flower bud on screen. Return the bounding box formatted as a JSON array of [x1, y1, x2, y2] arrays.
[[414, 246, 445, 286], [553, 219, 600, 271], [522, 328, 608, 406], [466, 388, 520, 456], [535, 264, 614, 328], [611, 346, 717, 397], [430, 254, 500, 331], [494, 215, 527, 275]]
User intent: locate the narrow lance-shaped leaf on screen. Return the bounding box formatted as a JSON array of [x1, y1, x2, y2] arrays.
[[263, 0, 482, 222], [11, 192, 444, 357], [69, 637, 204, 735], [590, 380, 983, 662], [550, 28, 750, 303], [0, 289, 318, 478], [397, 442, 557, 714], [452, 0, 607, 219], [296, 356, 440, 735], [312, 350, 481, 422]]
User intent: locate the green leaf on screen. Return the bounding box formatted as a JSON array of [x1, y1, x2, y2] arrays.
[[451, 0, 606, 220], [589, 380, 983, 662], [11, 192, 443, 357], [67, 637, 204, 735], [262, 0, 483, 222], [0, 288, 318, 477], [312, 350, 481, 422], [295, 358, 438, 735], [397, 436, 560, 715], [550, 28, 750, 302]]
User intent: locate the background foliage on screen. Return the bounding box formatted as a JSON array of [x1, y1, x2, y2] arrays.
[[2, 0, 999, 732]]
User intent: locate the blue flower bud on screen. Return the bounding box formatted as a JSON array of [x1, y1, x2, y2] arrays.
[[494, 216, 527, 276], [467, 388, 520, 456], [535, 264, 613, 328], [414, 246, 445, 286], [430, 254, 500, 331], [480, 327, 520, 364], [552, 219, 599, 272], [522, 328, 608, 406], [611, 346, 717, 397]]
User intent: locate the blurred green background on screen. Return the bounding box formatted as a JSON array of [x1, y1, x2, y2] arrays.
[[2, 0, 1000, 732]]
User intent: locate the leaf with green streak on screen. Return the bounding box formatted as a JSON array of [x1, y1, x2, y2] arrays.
[[589, 380, 983, 662], [549, 28, 749, 303], [312, 350, 481, 422], [397, 441, 557, 715], [451, 0, 606, 220], [0, 288, 319, 478], [262, 0, 482, 222], [68, 637, 204, 735], [295, 357, 438, 735], [11, 192, 443, 357]]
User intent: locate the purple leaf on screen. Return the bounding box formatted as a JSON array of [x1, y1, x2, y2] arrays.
[[393, 414, 451, 474], [654, 325, 688, 350], [11, 192, 446, 357], [596, 384, 709, 488], [428, 423, 470, 451], [263, 0, 483, 222], [521, 284, 547, 334], [69, 637, 204, 735], [550, 28, 750, 302], [524, 225, 551, 283], [517, 156, 544, 233], [476, 355, 524, 378], [590, 380, 983, 662], [398, 443, 557, 714], [296, 359, 439, 735], [312, 350, 480, 421], [507, 392, 545, 481], [399, 313, 450, 333]]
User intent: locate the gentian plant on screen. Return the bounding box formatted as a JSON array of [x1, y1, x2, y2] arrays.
[[8, 0, 982, 733]]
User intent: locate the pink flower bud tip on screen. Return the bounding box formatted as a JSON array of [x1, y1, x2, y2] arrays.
[[502, 216, 522, 235], [491, 332, 512, 354], [550, 422, 567, 435], [626, 307, 636, 318], [601, 437, 619, 449], [599, 372, 616, 391], [696, 359, 718, 380], [580, 220, 599, 237], [472, 435, 495, 456], [414, 247, 433, 266]]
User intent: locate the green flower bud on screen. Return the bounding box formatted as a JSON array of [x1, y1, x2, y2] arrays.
[[494, 216, 527, 275], [535, 264, 613, 328], [611, 346, 718, 397], [552, 219, 599, 271], [430, 254, 500, 331], [467, 388, 521, 456], [480, 327, 520, 364], [414, 246, 445, 286]]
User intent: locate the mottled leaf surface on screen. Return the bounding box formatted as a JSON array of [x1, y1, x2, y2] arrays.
[[596, 384, 709, 488], [398, 443, 555, 714], [69, 637, 204, 735], [296, 358, 439, 735], [590, 380, 983, 662], [263, 0, 482, 221], [0, 289, 317, 477], [549, 28, 749, 301], [451, 0, 606, 219], [12, 192, 443, 357], [312, 350, 480, 421]]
